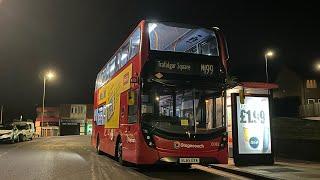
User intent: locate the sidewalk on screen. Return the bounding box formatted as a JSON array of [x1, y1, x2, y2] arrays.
[[208, 158, 320, 180]]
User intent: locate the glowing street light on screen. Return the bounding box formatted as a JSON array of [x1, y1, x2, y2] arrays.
[[315, 63, 320, 71], [41, 70, 56, 137], [266, 51, 274, 57], [46, 71, 55, 80], [264, 50, 274, 83]]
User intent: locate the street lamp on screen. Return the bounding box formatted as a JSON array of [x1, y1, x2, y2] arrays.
[[264, 50, 274, 83], [41, 71, 55, 137]]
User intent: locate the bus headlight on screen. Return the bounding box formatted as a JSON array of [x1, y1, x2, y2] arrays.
[[219, 132, 228, 150], [142, 129, 155, 148]]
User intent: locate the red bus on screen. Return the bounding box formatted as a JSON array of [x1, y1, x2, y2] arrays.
[[92, 20, 229, 165]]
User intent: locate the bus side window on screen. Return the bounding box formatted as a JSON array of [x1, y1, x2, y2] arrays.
[[128, 90, 138, 123], [129, 27, 141, 60]]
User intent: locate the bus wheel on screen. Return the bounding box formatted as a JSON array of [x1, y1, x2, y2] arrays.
[[96, 137, 103, 155], [19, 134, 24, 142], [116, 139, 125, 165]]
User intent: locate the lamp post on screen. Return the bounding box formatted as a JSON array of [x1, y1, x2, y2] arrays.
[[264, 50, 274, 83], [41, 71, 55, 137]]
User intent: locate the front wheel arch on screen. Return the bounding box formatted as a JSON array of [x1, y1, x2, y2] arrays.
[[96, 134, 103, 155], [115, 135, 126, 165]]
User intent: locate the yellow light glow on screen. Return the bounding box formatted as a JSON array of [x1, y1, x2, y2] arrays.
[[46, 71, 55, 80], [155, 96, 160, 101], [265, 51, 274, 57]]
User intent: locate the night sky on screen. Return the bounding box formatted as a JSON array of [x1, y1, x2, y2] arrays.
[[0, 0, 319, 120]]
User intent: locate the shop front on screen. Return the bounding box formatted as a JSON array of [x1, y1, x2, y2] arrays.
[[60, 119, 85, 136]]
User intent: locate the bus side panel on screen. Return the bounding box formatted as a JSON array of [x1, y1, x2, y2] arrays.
[[100, 128, 119, 157], [119, 91, 136, 163], [122, 124, 139, 163]]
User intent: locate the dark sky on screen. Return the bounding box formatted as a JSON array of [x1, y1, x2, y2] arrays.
[[0, 0, 319, 120]]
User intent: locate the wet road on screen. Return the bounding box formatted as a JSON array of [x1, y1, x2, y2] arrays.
[[0, 136, 228, 180]]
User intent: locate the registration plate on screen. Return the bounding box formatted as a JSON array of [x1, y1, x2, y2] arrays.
[[179, 158, 200, 164]]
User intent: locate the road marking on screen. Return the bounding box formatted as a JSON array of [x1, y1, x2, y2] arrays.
[[192, 164, 251, 180], [0, 151, 8, 158]]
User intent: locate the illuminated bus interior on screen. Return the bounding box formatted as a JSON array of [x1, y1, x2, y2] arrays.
[[148, 22, 219, 56]]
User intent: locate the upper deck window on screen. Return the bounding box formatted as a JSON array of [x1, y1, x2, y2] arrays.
[[148, 22, 219, 56], [95, 27, 141, 90]]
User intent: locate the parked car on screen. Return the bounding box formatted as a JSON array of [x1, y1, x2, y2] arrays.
[[0, 124, 19, 143], [14, 122, 34, 141]]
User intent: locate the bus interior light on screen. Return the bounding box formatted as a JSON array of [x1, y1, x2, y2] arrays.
[[121, 53, 128, 60], [148, 23, 157, 33], [132, 39, 140, 45], [111, 64, 116, 71]]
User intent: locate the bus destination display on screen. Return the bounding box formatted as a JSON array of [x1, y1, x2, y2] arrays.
[[155, 60, 216, 76]]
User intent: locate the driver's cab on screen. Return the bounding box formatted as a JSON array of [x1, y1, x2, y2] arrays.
[[141, 84, 225, 137]]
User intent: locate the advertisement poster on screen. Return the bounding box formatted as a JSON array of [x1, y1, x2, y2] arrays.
[[236, 96, 271, 154], [97, 64, 132, 128]]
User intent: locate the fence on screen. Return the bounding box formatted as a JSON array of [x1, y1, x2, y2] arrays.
[[299, 103, 320, 117]]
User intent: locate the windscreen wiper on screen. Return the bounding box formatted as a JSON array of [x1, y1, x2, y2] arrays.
[[150, 78, 175, 87]]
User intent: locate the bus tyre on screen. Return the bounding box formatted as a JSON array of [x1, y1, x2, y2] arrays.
[[96, 137, 103, 155], [15, 137, 19, 143], [116, 139, 126, 166], [19, 134, 24, 142]]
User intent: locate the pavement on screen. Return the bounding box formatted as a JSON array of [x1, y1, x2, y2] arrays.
[[207, 158, 320, 180], [0, 135, 228, 180]]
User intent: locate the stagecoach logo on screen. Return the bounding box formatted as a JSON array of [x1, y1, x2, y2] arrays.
[[173, 141, 204, 149], [173, 141, 181, 149]]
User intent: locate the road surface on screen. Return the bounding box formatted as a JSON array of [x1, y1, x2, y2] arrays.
[[0, 135, 229, 180]]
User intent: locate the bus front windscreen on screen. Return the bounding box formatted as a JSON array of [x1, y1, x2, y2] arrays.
[[141, 87, 224, 135], [148, 22, 219, 56]]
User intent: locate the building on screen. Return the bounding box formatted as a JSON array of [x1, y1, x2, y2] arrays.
[[35, 107, 60, 136], [273, 66, 320, 117], [59, 104, 93, 136], [35, 104, 93, 136]]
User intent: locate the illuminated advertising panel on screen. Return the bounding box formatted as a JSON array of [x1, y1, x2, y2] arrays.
[[97, 64, 132, 128], [236, 96, 271, 154]]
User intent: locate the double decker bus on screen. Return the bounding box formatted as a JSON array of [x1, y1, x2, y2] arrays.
[[92, 20, 229, 165]]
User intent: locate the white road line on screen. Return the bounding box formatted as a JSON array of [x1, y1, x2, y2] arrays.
[[0, 151, 8, 158], [192, 164, 251, 180]]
